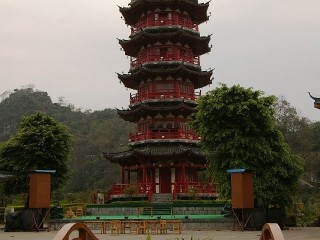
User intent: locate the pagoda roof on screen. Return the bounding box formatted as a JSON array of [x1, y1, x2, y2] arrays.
[[117, 102, 196, 122], [118, 64, 213, 90], [119, 28, 211, 57], [309, 92, 320, 109], [103, 143, 206, 166], [120, 0, 210, 25]]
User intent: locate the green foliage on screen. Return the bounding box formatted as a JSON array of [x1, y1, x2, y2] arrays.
[[0, 112, 72, 194], [124, 184, 138, 198], [191, 84, 304, 209], [275, 97, 320, 198], [87, 201, 149, 208], [186, 186, 200, 200], [0, 88, 134, 197], [0, 88, 55, 141], [172, 199, 229, 207], [146, 234, 151, 240]]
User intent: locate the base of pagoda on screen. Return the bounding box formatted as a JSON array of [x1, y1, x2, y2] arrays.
[[51, 214, 233, 231]]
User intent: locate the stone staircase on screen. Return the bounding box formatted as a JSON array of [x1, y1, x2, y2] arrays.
[[150, 193, 173, 215]]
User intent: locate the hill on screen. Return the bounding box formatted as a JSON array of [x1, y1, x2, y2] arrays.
[[0, 88, 133, 193]]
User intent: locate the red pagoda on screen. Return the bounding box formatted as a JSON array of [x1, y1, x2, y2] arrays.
[[104, 0, 216, 201]]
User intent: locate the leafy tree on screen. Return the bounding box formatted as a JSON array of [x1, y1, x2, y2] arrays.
[[191, 84, 304, 209], [275, 97, 320, 183], [0, 112, 72, 194], [0, 88, 133, 194], [275, 96, 312, 153]]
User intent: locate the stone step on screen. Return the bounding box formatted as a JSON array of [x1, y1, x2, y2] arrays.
[[151, 193, 173, 203], [151, 203, 172, 215]]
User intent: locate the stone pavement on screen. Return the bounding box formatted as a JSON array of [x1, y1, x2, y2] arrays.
[[0, 228, 319, 240]]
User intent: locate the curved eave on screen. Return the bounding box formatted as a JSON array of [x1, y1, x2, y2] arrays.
[[117, 102, 196, 122], [120, 1, 210, 25], [309, 92, 320, 109], [118, 65, 213, 89], [119, 29, 211, 56], [103, 144, 206, 166]]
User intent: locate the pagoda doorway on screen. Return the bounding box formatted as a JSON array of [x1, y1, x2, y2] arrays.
[[159, 168, 172, 193]]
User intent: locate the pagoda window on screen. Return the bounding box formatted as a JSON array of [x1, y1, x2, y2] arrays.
[[137, 121, 149, 132], [155, 81, 174, 92], [180, 121, 191, 131], [156, 123, 163, 129], [160, 47, 167, 57], [139, 83, 151, 94], [179, 82, 194, 95], [179, 48, 192, 58], [154, 13, 159, 21]]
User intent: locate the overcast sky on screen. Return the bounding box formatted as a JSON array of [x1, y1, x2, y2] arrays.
[[1, 0, 319, 121]]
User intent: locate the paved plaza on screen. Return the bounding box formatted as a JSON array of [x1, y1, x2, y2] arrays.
[[0, 228, 319, 240]]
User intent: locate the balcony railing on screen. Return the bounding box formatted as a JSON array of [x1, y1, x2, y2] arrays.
[[130, 89, 200, 104], [131, 15, 199, 34], [105, 183, 152, 201], [131, 53, 200, 68], [101, 182, 216, 202], [173, 182, 218, 199], [129, 129, 201, 143]]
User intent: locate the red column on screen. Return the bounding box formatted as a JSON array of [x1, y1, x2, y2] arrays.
[[143, 164, 147, 184], [121, 167, 125, 184], [181, 164, 186, 183], [128, 170, 131, 184]]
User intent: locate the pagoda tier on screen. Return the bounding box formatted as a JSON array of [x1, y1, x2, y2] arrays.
[[120, 0, 210, 26], [119, 28, 211, 57], [103, 143, 205, 166], [118, 63, 212, 90], [128, 79, 201, 106], [117, 101, 196, 122]]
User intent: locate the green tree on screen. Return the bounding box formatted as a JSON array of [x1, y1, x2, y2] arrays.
[[275, 97, 320, 183], [0, 112, 72, 194], [0, 88, 133, 194], [191, 84, 303, 209]]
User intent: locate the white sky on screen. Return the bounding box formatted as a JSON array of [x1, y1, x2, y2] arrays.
[[0, 0, 319, 121]]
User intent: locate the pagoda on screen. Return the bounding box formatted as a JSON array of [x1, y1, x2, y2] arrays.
[[104, 0, 216, 201]]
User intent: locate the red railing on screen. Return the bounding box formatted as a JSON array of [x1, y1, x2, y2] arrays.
[[104, 183, 152, 202], [109, 183, 151, 195], [173, 182, 218, 199], [129, 129, 201, 143], [131, 52, 200, 68], [131, 15, 198, 34], [130, 89, 200, 104]]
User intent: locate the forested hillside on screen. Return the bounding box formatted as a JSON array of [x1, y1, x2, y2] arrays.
[[0, 88, 134, 193]]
